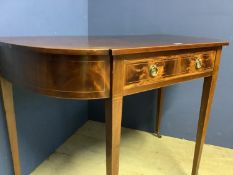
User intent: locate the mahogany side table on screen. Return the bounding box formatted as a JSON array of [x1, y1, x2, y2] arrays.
[[0, 35, 228, 175]]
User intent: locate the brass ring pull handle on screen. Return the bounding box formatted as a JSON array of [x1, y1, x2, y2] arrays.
[[149, 64, 158, 77], [195, 57, 202, 69]]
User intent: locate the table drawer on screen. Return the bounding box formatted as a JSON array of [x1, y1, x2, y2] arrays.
[[124, 51, 216, 87]]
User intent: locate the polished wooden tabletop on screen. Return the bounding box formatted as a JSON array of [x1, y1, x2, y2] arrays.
[[0, 35, 228, 55]]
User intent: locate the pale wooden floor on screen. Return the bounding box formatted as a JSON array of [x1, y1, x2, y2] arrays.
[[31, 121, 233, 175]]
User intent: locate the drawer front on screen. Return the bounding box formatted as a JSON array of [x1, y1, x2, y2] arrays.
[[124, 51, 216, 88]]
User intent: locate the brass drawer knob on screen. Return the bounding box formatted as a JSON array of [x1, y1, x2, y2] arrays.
[[149, 64, 158, 77], [195, 57, 202, 69]]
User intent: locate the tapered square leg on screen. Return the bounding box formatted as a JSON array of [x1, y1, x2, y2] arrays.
[[0, 77, 21, 175], [192, 48, 222, 175], [192, 76, 217, 175], [105, 57, 124, 175], [155, 88, 164, 138], [105, 97, 123, 175]]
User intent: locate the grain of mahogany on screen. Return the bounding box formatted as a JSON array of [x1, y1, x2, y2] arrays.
[[0, 45, 110, 99], [0, 35, 228, 55], [0, 35, 228, 175], [123, 49, 216, 95]]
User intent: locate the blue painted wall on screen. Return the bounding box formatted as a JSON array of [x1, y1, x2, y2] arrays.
[[0, 0, 88, 36], [0, 1, 88, 175], [88, 0, 233, 148]]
